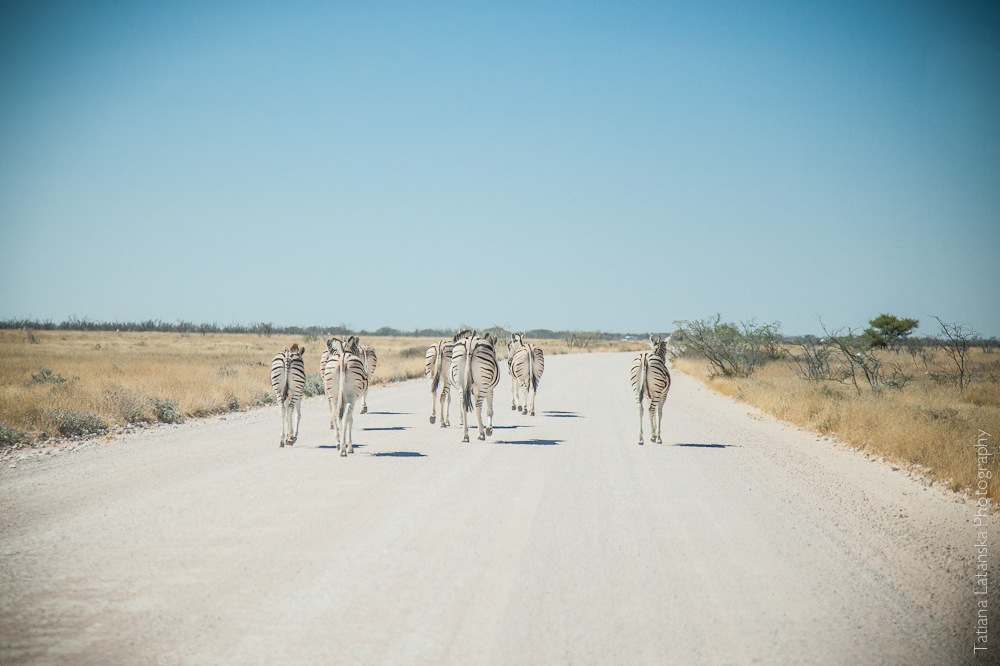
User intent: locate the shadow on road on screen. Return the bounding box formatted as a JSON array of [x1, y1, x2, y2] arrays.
[[674, 443, 733, 449], [363, 426, 409, 432], [493, 439, 563, 446], [364, 411, 412, 416], [371, 451, 426, 457], [542, 410, 584, 418]]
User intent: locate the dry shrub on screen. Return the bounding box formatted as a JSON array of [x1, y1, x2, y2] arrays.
[[673, 352, 1000, 499]]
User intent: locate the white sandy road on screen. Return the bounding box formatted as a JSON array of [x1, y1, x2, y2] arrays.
[[0, 351, 994, 665]]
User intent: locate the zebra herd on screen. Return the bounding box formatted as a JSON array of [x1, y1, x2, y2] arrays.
[[270, 332, 672, 452]]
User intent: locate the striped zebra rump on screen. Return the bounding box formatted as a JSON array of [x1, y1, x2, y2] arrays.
[[631, 352, 670, 405], [271, 344, 306, 447], [425, 339, 454, 393], [453, 334, 499, 413], [271, 345, 307, 404]]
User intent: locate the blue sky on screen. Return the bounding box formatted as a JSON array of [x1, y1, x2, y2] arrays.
[[1, 1, 997, 336]]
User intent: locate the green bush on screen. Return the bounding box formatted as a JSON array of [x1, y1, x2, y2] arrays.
[[49, 409, 109, 438], [0, 421, 27, 447], [674, 315, 780, 378], [304, 373, 325, 397], [151, 397, 183, 424]]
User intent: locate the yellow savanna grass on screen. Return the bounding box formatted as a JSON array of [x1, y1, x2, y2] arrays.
[[0, 329, 642, 443], [672, 348, 1000, 499]]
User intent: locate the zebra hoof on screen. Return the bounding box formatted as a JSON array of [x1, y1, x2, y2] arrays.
[[485, 427, 493, 436], [361, 406, 367, 414], [511, 405, 516, 411], [638, 440, 644, 446], [430, 416, 436, 424], [462, 435, 470, 443], [529, 411, 535, 416], [280, 442, 285, 448], [478, 433, 486, 441]]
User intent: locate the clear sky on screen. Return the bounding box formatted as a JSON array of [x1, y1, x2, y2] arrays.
[[1, 1, 997, 336]]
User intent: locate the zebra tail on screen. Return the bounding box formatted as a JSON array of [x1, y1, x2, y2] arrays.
[[462, 350, 474, 413], [431, 344, 443, 393], [337, 360, 348, 421], [527, 346, 538, 393], [638, 356, 648, 406]]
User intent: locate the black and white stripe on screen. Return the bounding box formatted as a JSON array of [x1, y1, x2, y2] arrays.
[[630, 335, 671, 445], [449, 330, 500, 442], [507, 333, 545, 416], [323, 336, 369, 456], [270, 344, 307, 448], [357, 343, 378, 414], [424, 337, 457, 427]]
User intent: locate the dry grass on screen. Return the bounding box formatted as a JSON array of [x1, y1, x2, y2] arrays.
[[672, 348, 1000, 499], [0, 329, 643, 445]]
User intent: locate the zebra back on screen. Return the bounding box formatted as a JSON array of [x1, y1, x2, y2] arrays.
[[631, 351, 670, 404], [359, 344, 377, 379], [272, 344, 307, 403]]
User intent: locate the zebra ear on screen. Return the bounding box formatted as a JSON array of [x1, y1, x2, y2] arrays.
[[300, 346, 306, 356], [326, 338, 335, 353]]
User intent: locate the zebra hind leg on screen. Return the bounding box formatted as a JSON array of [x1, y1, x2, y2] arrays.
[[475, 395, 486, 441], [485, 389, 494, 437], [637, 398, 645, 445], [648, 402, 658, 444], [442, 387, 451, 428], [289, 400, 301, 445], [654, 402, 664, 444], [429, 387, 437, 424]]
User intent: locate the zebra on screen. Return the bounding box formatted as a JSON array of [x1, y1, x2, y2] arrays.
[[425, 336, 460, 427], [323, 336, 369, 456], [357, 342, 378, 414], [270, 344, 307, 448], [630, 334, 671, 445], [507, 333, 545, 416], [322, 335, 361, 430], [449, 330, 500, 442]]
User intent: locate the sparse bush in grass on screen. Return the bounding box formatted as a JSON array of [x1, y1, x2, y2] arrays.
[[49, 409, 109, 438], [819, 321, 911, 394], [31, 367, 68, 384], [25, 329, 39, 344], [933, 316, 976, 391], [1, 421, 27, 447], [218, 365, 238, 378], [226, 394, 240, 411], [254, 391, 276, 406], [103, 386, 151, 424], [151, 397, 183, 424], [674, 315, 780, 378], [304, 373, 325, 397], [566, 331, 600, 349], [400, 346, 426, 359]]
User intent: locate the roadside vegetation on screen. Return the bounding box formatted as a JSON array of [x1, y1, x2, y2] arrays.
[[671, 314, 1000, 499], [0, 324, 642, 448]]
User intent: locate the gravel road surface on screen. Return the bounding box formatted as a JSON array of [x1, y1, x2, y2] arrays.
[[1, 352, 992, 664]]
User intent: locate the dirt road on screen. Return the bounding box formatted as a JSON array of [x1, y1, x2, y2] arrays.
[[1, 352, 992, 664]]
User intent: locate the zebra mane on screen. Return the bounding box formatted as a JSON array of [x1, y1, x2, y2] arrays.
[[453, 329, 474, 342], [649, 335, 667, 360]]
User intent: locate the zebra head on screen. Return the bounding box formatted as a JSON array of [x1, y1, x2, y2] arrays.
[[507, 332, 524, 358], [649, 335, 667, 361]]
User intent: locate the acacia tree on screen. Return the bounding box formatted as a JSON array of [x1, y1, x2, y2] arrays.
[[674, 315, 780, 378], [933, 316, 976, 391], [863, 313, 919, 351]]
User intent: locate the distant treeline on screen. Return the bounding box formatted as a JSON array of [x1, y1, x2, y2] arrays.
[[0, 317, 642, 341]]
